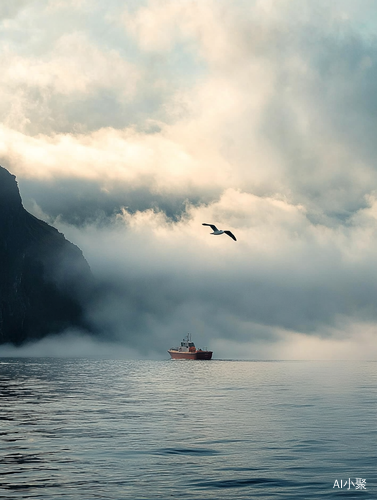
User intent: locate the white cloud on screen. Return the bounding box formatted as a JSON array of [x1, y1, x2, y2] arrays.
[[2, 0, 377, 357], [0, 32, 141, 133], [39, 185, 377, 359]]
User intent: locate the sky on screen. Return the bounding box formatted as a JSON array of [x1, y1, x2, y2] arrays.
[[1, 0, 377, 359]]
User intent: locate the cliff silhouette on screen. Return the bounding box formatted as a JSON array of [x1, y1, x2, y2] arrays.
[[0, 166, 93, 345]]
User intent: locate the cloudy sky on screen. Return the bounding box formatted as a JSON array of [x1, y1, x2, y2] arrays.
[[1, 0, 377, 359]]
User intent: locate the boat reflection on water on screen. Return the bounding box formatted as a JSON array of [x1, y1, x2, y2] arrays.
[[168, 334, 213, 360]]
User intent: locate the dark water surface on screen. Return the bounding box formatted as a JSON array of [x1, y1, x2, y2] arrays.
[[0, 359, 375, 499]]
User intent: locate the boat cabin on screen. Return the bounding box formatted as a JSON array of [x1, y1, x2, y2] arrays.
[[177, 336, 196, 352]]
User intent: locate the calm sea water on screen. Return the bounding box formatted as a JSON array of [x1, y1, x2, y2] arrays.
[[0, 359, 375, 499]]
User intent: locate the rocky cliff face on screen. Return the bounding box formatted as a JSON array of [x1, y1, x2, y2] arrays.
[[0, 166, 92, 345]]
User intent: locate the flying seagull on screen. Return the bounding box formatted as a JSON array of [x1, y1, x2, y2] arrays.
[[202, 223, 237, 241]]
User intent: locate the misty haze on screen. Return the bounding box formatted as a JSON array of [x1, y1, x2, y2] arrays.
[[0, 1, 376, 499]]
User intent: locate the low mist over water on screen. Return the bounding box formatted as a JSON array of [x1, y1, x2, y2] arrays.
[[1, 359, 375, 499]]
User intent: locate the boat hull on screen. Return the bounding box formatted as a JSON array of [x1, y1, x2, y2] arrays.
[[168, 350, 213, 360]]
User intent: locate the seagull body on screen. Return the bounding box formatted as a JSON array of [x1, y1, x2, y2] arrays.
[[202, 223, 237, 241]]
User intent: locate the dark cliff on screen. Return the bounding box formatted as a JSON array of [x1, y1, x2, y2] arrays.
[[0, 166, 93, 345]]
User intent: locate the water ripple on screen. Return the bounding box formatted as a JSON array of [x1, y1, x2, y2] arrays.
[[193, 477, 297, 489], [157, 447, 220, 456], [0, 359, 376, 499]]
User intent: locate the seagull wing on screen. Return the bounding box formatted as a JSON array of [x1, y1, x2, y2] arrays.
[[202, 223, 218, 232], [224, 230, 237, 241]]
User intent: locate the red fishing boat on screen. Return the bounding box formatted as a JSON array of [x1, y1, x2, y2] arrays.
[[168, 334, 213, 360]]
